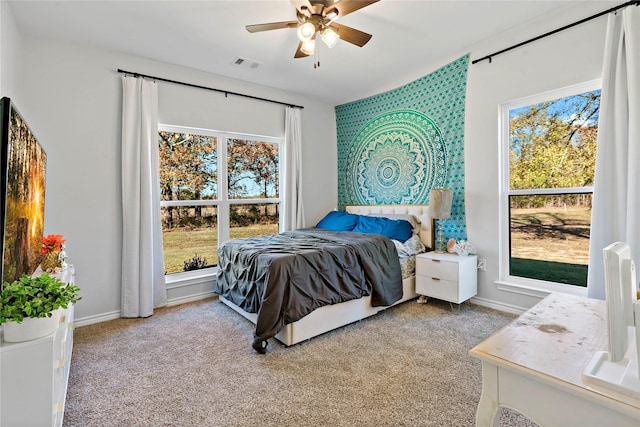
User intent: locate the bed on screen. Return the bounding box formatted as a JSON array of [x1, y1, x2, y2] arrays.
[[215, 205, 434, 353]]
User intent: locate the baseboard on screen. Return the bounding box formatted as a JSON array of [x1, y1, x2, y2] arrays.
[[469, 296, 529, 316], [74, 310, 121, 327], [73, 292, 218, 327], [74, 293, 525, 328]]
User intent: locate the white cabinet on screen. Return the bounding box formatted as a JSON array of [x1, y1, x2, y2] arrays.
[[415, 252, 477, 305], [0, 267, 75, 427]]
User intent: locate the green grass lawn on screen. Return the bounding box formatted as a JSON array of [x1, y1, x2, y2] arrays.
[[511, 258, 588, 287], [510, 206, 590, 286], [162, 223, 278, 275]]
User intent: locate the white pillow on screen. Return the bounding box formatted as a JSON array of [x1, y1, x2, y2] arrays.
[[393, 234, 426, 257]]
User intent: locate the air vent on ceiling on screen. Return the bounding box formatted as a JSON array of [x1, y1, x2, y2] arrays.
[[232, 57, 261, 70]]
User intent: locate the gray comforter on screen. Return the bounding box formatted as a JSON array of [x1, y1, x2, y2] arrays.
[[214, 228, 403, 350]]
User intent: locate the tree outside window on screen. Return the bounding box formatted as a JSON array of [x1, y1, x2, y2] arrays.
[[158, 126, 281, 276], [503, 83, 600, 288]]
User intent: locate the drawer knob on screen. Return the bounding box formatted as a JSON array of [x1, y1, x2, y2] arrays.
[[432, 277, 441, 281]]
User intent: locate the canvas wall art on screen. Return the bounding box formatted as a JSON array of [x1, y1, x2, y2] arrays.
[[0, 98, 47, 283]]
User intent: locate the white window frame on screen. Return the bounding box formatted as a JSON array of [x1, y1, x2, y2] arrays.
[[497, 79, 601, 297], [158, 124, 283, 281]]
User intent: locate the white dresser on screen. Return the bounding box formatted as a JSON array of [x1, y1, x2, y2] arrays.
[[0, 266, 76, 427], [415, 252, 477, 306], [471, 293, 640, 426]]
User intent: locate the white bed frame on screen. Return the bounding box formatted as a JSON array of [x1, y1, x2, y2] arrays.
[[219, 204, 433, 346]]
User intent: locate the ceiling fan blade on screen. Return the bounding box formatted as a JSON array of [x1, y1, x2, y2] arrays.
[[294, 41, 310, 58], [329, 22, 372, 47], [246, 21, 299, 33], [290, 0, 314, 17], [330, 0, 379, 18]]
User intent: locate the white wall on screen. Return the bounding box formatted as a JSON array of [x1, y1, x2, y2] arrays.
[[14, 33, 336, 324], [464, 11, 608, 313], [0, 0, 20, 99]]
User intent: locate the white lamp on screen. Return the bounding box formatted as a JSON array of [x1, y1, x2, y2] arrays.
[[428, 188, 453, 253]]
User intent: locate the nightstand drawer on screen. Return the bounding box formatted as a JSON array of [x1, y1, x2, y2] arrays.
[[416, 257, 458, 281], [415, 277, 458, 302]]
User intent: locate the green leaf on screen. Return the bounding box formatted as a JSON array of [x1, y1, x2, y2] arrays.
[[0, 273, 81, 324]]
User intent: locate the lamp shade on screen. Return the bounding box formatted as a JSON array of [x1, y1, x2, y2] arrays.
[[297, 21, 316, 41], [321, 27, 339, 48], [300, 37, 316, 55], [428, 188, 453, 219]]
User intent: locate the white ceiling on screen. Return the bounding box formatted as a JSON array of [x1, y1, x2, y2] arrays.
[[7, 0, 618, 105]]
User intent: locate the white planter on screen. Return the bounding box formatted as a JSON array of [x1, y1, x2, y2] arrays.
[[2, 309, 62, 342]]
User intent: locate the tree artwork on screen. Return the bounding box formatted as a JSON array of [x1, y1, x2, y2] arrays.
[[3, 105, 47, 283]]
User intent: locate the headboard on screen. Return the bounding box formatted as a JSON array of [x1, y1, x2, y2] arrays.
[[345, 205, 434, 251]]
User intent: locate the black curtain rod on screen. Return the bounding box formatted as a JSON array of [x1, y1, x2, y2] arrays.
[[472, 0, 639, 65], [117, 68, 304, 109]]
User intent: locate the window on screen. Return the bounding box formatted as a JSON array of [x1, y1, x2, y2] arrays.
[[158, 125, 281, 276], [500, 81, 600, 292]]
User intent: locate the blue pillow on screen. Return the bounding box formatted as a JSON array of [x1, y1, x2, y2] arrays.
[[353, 215, 413, 242], [316, 211, 360, 231]]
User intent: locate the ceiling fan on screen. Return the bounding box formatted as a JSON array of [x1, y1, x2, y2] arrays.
[[246, 0, 379, 61]]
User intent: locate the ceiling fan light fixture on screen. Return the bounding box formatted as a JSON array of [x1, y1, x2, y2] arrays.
[[325, 7, 339, 21], [297, 21, 316, 41], [300, 37, 316, 55], [246, 0, 379, 62], [321, 27, 339, 48]]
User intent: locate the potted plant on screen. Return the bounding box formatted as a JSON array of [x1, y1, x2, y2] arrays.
[[0, 273, 81, 342]]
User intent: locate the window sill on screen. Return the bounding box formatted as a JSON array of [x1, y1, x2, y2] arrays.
[[495, 277, 587, 299], [165, 267, 217, 290]]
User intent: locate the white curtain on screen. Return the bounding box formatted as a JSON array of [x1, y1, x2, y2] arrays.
[[587, 6, 640, 299], [121, 76, 167, 317], [282, 106, 305, 231]]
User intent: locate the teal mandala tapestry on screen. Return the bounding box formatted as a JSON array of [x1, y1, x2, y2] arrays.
[[346, 110, 446, 205], [336, 55, 469, 241]]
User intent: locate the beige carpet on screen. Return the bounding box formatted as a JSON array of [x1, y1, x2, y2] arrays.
[[64, 297, 537, 427]]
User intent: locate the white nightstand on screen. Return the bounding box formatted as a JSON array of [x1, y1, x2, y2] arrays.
[[415, 252, 477, 312]]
